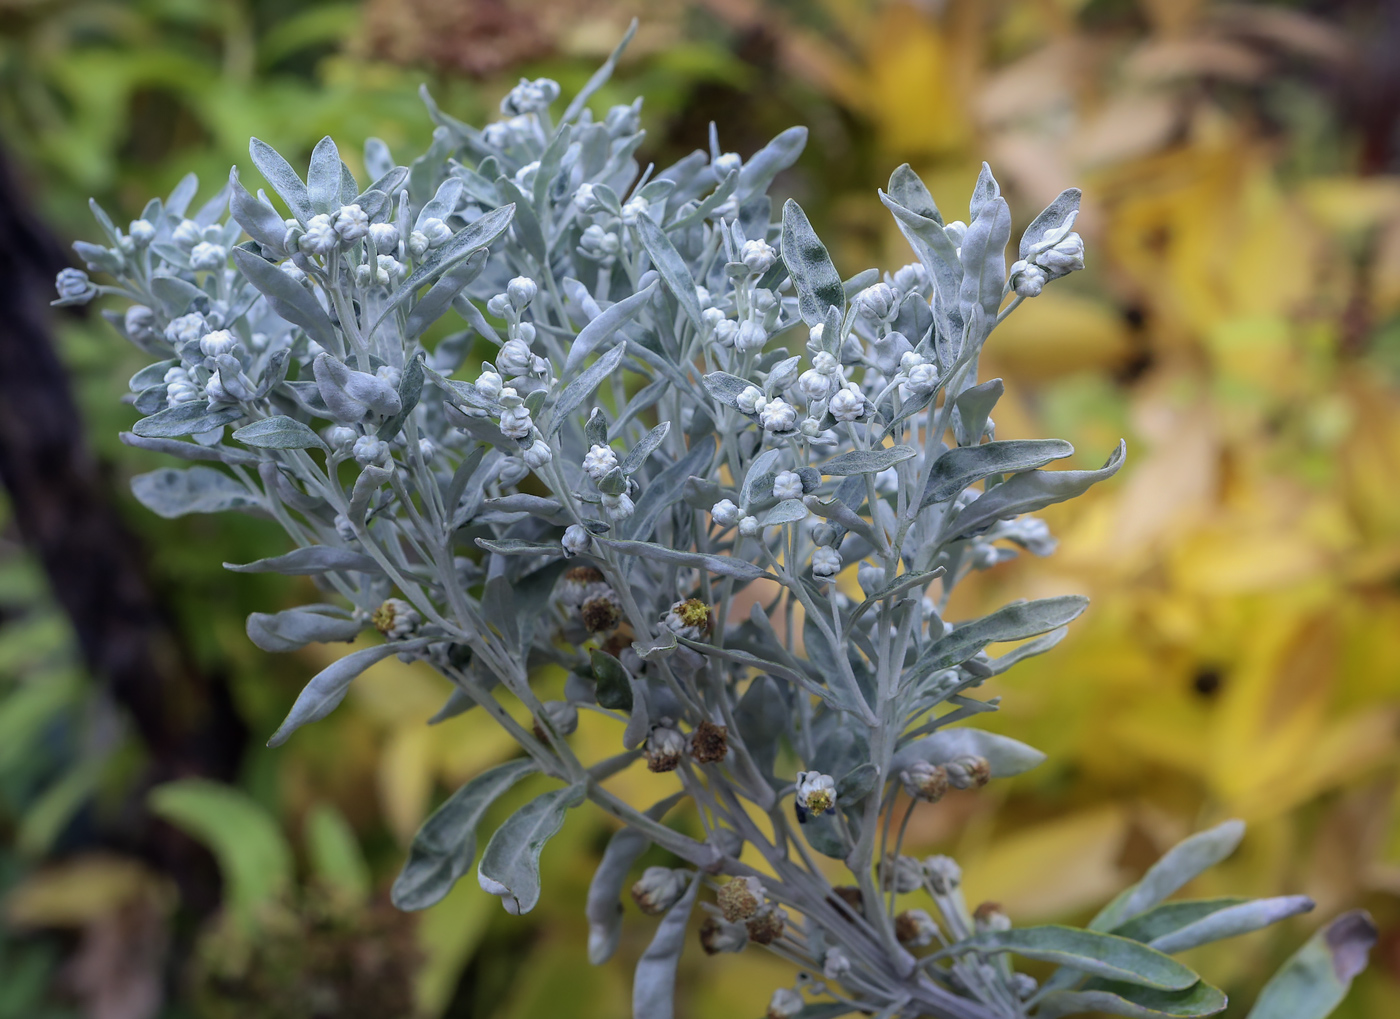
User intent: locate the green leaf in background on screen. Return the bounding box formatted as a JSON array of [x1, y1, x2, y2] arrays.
[[148, 780, 293, 924], [305, 802, 371, 907]]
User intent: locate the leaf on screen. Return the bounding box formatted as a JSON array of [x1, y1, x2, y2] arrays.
[[381, 204, 516, 321], [131, 466, 259, 518], [1021, 187, 1082, 260], [391, 759, 539, 911], [1035, 980, 1228, 1019], [622, 422, 671, 474], [781, 199, 845, 327], [958, 176, 1012, 328], [549, 342, 627, 437], [150, 275, 203, 315], [954, 926, 1198, 991], [763, 499, 809, 526], [404, 248, 488, 340], [306, 136, 342, 214], [587, 826, 650, 964], [249, 138, 311, 221], [132, 402, 244, 439], [563, 17, 638, 123], [477, 782, 586, 914], [666, 169, 739, 232], [922, 439, 1074, 506], [1092, 820, 1247, 931], [892, 727, 1045, 778], [636, 213, 704, 329], [910, 595, 1088, 680], [591, 649, 634, 711], [821, 444, 916, 476], [233, 416, 329, 450], [952, 378, 1004, 447], [701, 370, 754, 409], [225, 546, 382, 575], [306, 803, 372, 906], [631, 874, 700, 1019], [597, 538, 768, 580], [376, 353, 427, 441], [737, 126, 808, 200], [626, 435, 715, 542], [246, 608, 362, 653], [1112, 900, 1249, 945], [1245, 910, 1377, 1019], [268, 642, 408, 747], [945, 441, 1127, 540], [741, 447, 784, 508], [148, 780, 293, 925], [1149, 896, 1314, 955], [229, 166, 287, 255], [735, 675, 787, 777], [564, 281, 659, 375], [119, 432, 261, 465], [888, 163, 943, 224], [475, 538, 560, 556], [232, 247, 341, 354]]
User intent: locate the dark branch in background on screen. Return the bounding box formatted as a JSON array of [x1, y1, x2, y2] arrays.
[[0, 146, 245, 918]]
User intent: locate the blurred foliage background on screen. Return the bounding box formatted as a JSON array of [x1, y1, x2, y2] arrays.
[[2, 0, 1399, 1016]]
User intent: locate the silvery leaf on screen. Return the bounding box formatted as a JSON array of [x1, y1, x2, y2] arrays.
[[762, 499, 809, 526], [246, 608, 363, 653], [563, 17, 638, 124], [892, 728, 1045, 778], [587, 826, 650, 965], [475, 538, 560, 556], [957, 173, 1011, 330], [1035, 981, 1227, 1019], [404, 248, 488, 340], [306, 136, 342, 214], [735, 675, 786, 778], [564, 281, 658, 375], [1112, 899, 1247, 945], [268, 641, 413, 746], [225, 546, 382, 575], [948, 926, 1197, 991], [636, 213, 704, 329], [737, 126, 807, 200], [416, 176, 464, 231], [1245, 910, 1376, 1019], [701, 371, 753, 410], [740, 448, 783, 507], [229, 167, 287, 256], [232, 247, 341, 355], [909, 595, 1088, 683], [952, 377, 1003, 447], [887, 162, 943, 224], [821, 444, 916, 476], [1092, 820, 1247, 932], [233, 416, 329, 450], [131, 466, 260, 518], [376, 353, 426, 441], [1021, 187, 1082, 259], [120, 432, 260, 465], [550, 342, 627, 436], [945, 440, 1127, 540], [250, 137, 312, 222], [666, 168, 738, 232], [626, 438, 714, 541], [631, 874, 699, 1019], [381, 203, 516, 321], [781, 199, 844, 328], [621, 421, 670, 474], [921, 438, 1074, 507], [1148, 896, 1314, 955], [596, 539, 767, 581], [391, 759, 539, 911], [477, 782, 587, 914], [132, 403, 244, 439]]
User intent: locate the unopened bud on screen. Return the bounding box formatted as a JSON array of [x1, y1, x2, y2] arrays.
[[631, 867, 691, 915]]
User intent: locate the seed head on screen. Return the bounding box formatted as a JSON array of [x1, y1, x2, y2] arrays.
[[717, 876, 764, 922], [690, 720, 728, 764]]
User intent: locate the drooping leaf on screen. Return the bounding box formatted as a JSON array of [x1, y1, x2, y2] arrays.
[[246, 607, 362, 653], [477, 782, 587, 914], [391, 759, 539, 911], [225, 546, 382, 575], [587, 827, 649, 965], [232, 247, 341, 355], [945, 441, 1126, 540], [1093, 820, 1247, 932], [131, 466, 259, 518], [1245, 910, 1376, 1019], [267, 642, 410, 746], [631, 874, 700, 1019], [1035, 980, 1228, 1019], [921, 439, 1074, 506]]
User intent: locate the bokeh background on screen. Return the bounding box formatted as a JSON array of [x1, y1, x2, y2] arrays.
[[2, 0, 1399, 1016]]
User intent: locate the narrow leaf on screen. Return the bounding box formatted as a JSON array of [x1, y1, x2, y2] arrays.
[[249, 138, 312, 222], [1035, 981, 1227, 1019], [232, 247, 341, 354], [233, 416, 329, 450], [597, 538, 768, 581], [821, 444, 916, 476], [477, 782, 587, 914], [564, 281, 658, 375], [632, 874, 700, 1019], [1093, 820, 1247, 932], [225, 546, 382, 575], [268, 642, 408, 746], [550, 342, 628, 436], [782, 199, 844, 327], [945, 441, 1126, 540], [1149, 896, 1314, 955], [953, 926, 1198, 991], [636, 213, 704, 329]]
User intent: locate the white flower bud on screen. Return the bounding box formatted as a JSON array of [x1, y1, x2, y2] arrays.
[[573, 182, 603, 213], [124, 305, 156, 344], [795, 771, 836, 817], [420, 217, 453, 249], [602, 491, 635, 520], [522, 440, 553, 469], [924, 855, 962, 894], [376, 365, 402, 390], [854, 282, 897, 320], [417, 437, 438, 463], [812, 351, 840, 375], [171, 219, 202, 251], [408, 230, 430, 260], [368, 222, 399, 254], [700, 307, 726, 332], [620, 195, 650, 225], [128, 219, 156, 247], [772, 471, 803, 501], [710, 499, 741, 527], [501, 76, 560, 116], [496, 339, 534, 377], [905, 362, 939, 395], [203, 373, 230, 405], [334, 204, 370, 243], [474, 370, 504, 401], [734, 320, 768, 352], [829, 387, 864, 422], [797, 369, 835, 402], [199, 330, 238, 358], [695, 285, 712, 310], [579, 224, 620, 262], [767, 988, 804, 1019], [713, 152, 742, 178], [164, 312, 208, 346], [496, 456, 529, 486], [631, 867, 691, 915], [759, 397, 797, 433], [513, 160, 540, 191], [1035, 231, 1085, 277], [812, 545, 841, 577], [325, 425, 358, 450], [166, 379, 200, 405], [353, 436, 392, 466], [1009, 259, 1047, 298], [499, 404, 534, 439], [892, 261, 929, 295], [582, 444, 619, 481], [883, 854, 924, 893], [280, 261, 307, 284], [562, 524, 590, 556], [858, 562, 886, 595], [644, 722, 687, 772], [823, 948, 851, 980], [506, 276, 538, 311], [738, 515, 761, 537], [300, 214, 338, 256], [372, 597, 420, 640], [739, 238, 777, 274], [712, 319, 739, 348], [189, 242, 227, 271]]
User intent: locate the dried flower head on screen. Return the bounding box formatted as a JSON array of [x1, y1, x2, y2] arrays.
[[689, 720, 728, 764], [717, 876, 764, 923]]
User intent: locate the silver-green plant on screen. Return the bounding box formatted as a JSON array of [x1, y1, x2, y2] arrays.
[[64, 26, 1373, 1019]]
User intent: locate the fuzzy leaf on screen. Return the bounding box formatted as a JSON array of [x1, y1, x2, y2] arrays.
[[1093, 820, 1247, 932], [391, 759, 539, 910], [564, 281, 658, 375], [782, 199, 845, 327], [131, 466, 259, 518], [249, 138, 312, 221], [588, 827, 650, 964], [945, 441, 1127, 540], [922, 439, 1074, 506], [246, 608, 362, 653], [636, 213, 704, 329], [132, 403, 244, 439], [956, 926, 1197, 991], [911, 595, 1088, 680], [1149, 896, 1314, 955], [1035, 981, 1227, 1019], [631, 874, 700, 1019], [737, 126, 807, 199], [232, 247, 341, 354], [550, 342, 627, 436], [892, 727, 1045, 778], [477, 783, 586, 915], [621, 421, 671, 474], [821, 445, 916, 476], [267, 642, 409, 746], [225, 546, 382, 575], [233, 416, 329, 450], [597, 538, 768, 580]]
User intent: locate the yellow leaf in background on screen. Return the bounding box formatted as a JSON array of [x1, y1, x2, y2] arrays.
[[863, 6, 970, 158], [380, 721, 435, 845], [4, 855, 172, 929], [414, 875, 496, 1018], [958, 807, 1130, 922], [1301, 177, 1400, 235], [985, 290, 1131, 380]]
